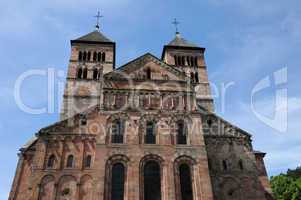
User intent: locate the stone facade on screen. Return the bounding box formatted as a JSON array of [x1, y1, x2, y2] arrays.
[[9, 29, 273, 200]]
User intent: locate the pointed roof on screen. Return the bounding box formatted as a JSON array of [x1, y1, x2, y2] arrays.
[[167, 32, 199, 48], [71, 30, 114, 44], [162, 32, 205, 59]]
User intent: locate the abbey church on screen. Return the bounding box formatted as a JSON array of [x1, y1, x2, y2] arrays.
[[9, 22, 274, 200]]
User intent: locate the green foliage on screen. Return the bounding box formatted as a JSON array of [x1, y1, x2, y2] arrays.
[[271, 166, 301, 200]]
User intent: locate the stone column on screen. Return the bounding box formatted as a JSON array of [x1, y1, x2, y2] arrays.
[[127, 161, 140, 200]]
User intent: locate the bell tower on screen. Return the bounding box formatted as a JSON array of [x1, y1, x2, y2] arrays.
[[162, 29, 214, 112], [60, 25, 116, 120]]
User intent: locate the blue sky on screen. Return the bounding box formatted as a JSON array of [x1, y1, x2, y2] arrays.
[[0, 0, 300, 199]]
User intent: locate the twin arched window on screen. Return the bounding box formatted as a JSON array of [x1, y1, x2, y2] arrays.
[[77, 67, 101, 80], [78, 51, 106, 62], [47, 154, 92, 169], [77, 67, 87, 79], [222, 159, 244, 171], [190, 72, 199, 83]]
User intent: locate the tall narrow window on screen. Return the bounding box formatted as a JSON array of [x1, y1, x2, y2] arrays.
[[93, 52, 97, 61], [194, 57, 198, 66], [239, 160, 244, 170], [102, 52, 106, 62], [83, 68, 88, 79], [97, 52, 102, 62], [190, 72, 194, 83], [47, 154, 55, 168], [111, 120, 124, 143], [144, 161, 161, 200], [190, 56, 194, 66], [77, 68, 83, 79], [87, 52, 91, 61], [174, 55, 178, 65], [145, 121, 156, 144], [78, 51, 83, 61], [83, 52, 87, 61], [223, 160, 228, 171], [179, 164, 193, 200], [187, 56, 191, 66], [146, 68, 151, 79], [85, 155, 92, 168], [93, 68, 98, 80], [178, 56, 182, 66], [177, 120, 187, 144], [66, 155, 74, 168], [111, 163, 125, 200], [194, 72, 199, 83]]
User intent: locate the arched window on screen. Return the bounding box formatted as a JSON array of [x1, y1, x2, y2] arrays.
[[177, 120, 187, 144], [93, 68, 98, 80], [66, 155, 74, 168], [146, 68, 151, 79], [78, 51, 83, 61], [111, 163, 125, 200], [239, 160, 244, 170], [47, 154, 55, 168], [83, 51, 87, 61], [194, 72, 199, 83], [182, 56, 185, 66], [145, 121, 156, 144], [174, 55, 178, 65], [77, 68, 83, 79], [93, 52, 97, 61], [111, 120, 124, 143], [84, 155, 92, 168], [83, 68, 88, 79], [144, 161, 161, 200], [102, 52, 106, 62], [179, 164, 193, 200], [87, 51, 91, 61], [223, 160, 228, 171], [190, 72, 195, 83], [97, 52, 102, 62]]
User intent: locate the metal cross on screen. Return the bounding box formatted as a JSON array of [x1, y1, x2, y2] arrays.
[[94, 11, 103, 30], [172, 18, 180, 33]]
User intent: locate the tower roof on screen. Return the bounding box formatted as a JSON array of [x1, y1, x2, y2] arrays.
[[166, 32, 199, 48], [71, 30, 114, 44]]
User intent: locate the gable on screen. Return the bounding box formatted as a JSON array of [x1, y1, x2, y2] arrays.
[[105, 53, 188, 82]]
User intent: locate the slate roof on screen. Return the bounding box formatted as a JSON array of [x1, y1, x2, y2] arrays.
[[166, 32, 199, 48], [71, 30, 114, 44]]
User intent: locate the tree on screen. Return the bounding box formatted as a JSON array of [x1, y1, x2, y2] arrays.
[[271, 166, 301, 200]]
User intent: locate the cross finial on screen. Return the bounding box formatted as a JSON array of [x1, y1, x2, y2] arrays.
[[172, 18, 180, 34], [94, 11, 103, 31]]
